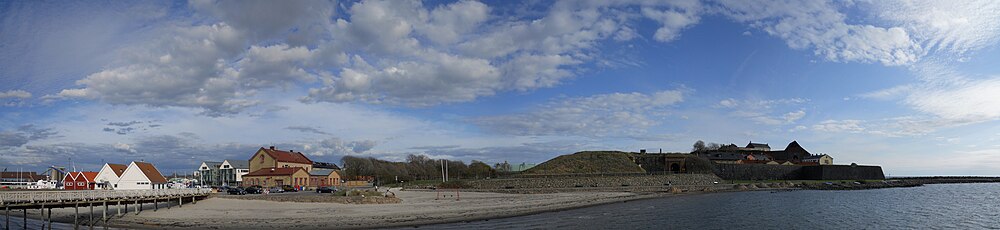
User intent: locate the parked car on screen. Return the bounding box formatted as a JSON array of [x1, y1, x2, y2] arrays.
[[268, 187, 284, 193], [227, 187, 246, 195], [281, 185, 298, 192], [244, 186, 263, 194], [316, 187, 337, 193]]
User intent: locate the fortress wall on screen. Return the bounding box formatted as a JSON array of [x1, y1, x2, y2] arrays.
[[712, 164, 805, 180], [466, 174, 722, 189], [714, 164, 885, 180], [802, 165, 885, 180]]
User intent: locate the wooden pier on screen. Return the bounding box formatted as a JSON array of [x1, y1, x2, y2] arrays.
[[0, 189, 212, 230]]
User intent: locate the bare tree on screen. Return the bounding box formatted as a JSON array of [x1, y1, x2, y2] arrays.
[[693, 140, 706, 152]]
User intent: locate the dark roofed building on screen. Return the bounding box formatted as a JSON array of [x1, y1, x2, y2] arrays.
[[769, 141, 812, 162], [745, 142, 771, 151], [703, 152, 745, 164], [313, 162, 341, 170], [1, 172, 46, 182]]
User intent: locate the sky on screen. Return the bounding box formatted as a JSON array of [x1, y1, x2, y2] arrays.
[[2, 0, 1000, 176]]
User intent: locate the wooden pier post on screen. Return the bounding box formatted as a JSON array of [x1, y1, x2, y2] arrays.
[[6, 206, 9, 230], [102, 201, 107, 224], [117, 201, 121, 217], [21, 209, 25, 230], [179, 196, 183, 207], [133, 200, 138, 215], [153, 198, 157, 212], [74, 203, 79, 230], [89, 203, 94, 230], [39, 205, 44, 230], [47, 208, 52, 230]]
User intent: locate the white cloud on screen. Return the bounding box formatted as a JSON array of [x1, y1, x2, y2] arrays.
[[715, 98, 808, 125], [782, 110, 806, 123], [716, 1, 922, 66], [0, 90, 31, 99], [475, 90, 684, 138], [871, 0, 1000, 56], [641, 1, 703, 42], [812, 120, 865, 133]]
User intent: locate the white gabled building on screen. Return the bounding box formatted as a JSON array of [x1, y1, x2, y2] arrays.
[[115, 161, 169, 190], [220, 159, 250, 186], [94, 163, 128, 190]]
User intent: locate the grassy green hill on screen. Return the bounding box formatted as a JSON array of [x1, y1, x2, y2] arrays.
[[524, 151, 646, 174]]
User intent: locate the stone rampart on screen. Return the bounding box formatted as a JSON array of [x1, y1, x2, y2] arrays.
[[713, 164, 885, 180], [466, 174, 722, 189]]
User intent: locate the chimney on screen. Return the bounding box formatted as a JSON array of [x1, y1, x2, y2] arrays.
[[290, 150, 294, 153], [269, 146, 275, 150]]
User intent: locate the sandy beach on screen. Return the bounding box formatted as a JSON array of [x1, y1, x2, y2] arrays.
[[25, 189, 660, 229]]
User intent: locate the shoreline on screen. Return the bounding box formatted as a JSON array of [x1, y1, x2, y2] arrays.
[[8, 180, 999, 229]]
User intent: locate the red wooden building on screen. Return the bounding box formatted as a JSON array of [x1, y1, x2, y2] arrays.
[[63, 172, 98, 190]]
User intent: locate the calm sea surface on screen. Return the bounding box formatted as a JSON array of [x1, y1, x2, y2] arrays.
[[422, 183, 1000, 229], [4, 183, 999, 229]]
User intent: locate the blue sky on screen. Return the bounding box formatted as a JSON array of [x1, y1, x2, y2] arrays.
[[3, 0, 1000, 176]]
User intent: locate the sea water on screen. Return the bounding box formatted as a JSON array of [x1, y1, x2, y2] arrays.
[[422, 183, 1000, 229]]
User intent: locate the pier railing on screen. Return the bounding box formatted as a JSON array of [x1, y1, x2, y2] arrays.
[[0, 189, 213, 205]]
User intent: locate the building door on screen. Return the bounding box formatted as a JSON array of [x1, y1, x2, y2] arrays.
[[669, 163, 681, 173]]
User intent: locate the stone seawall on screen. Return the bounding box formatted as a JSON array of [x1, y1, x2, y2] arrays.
[[714, 164, 885, 180], [466, 174, 723, 189]]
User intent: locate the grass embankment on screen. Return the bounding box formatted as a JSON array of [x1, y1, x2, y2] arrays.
[[524, 151, 645, 174]]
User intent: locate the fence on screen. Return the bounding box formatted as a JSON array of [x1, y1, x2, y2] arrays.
[[0, 189, 213, 205]]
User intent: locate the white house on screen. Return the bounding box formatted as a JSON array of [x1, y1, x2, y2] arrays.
[[115, 161, 168, 190], [94, 163, 127, 190], [220, 159, 250, 186]]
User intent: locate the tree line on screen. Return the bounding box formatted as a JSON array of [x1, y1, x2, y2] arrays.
[[340, 154, 496, 184]]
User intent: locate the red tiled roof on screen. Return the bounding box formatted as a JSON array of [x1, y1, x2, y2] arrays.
[[260, 147, 313, 165], [108, 163, 128, 177], [134, 162, 167, 183], [64, 172, 98, 182], [80, 172, 98, 182], [245, 167, 306, 177]]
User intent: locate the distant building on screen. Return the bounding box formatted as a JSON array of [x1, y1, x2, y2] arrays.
[[1, 172, 46, 184], [63, 172, 98, 190], [313, 161, 341, 170], [116, 161, 168, 190], [308, 168, 342, 188], [243, 167, 310, 188], [745, 142, 771, 151], [198, 161, 223, 186], [220, 159, 250, 187], [243, 146, 342, 189], [803, 154, 833, 165], [699, 140, 830, 166], [703, 152, 745, 164], [94, 163, 127, 190], [249, 146, 314, 172]]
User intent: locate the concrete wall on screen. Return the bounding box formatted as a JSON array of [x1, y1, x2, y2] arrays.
[[713, 164, 885, 180]]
